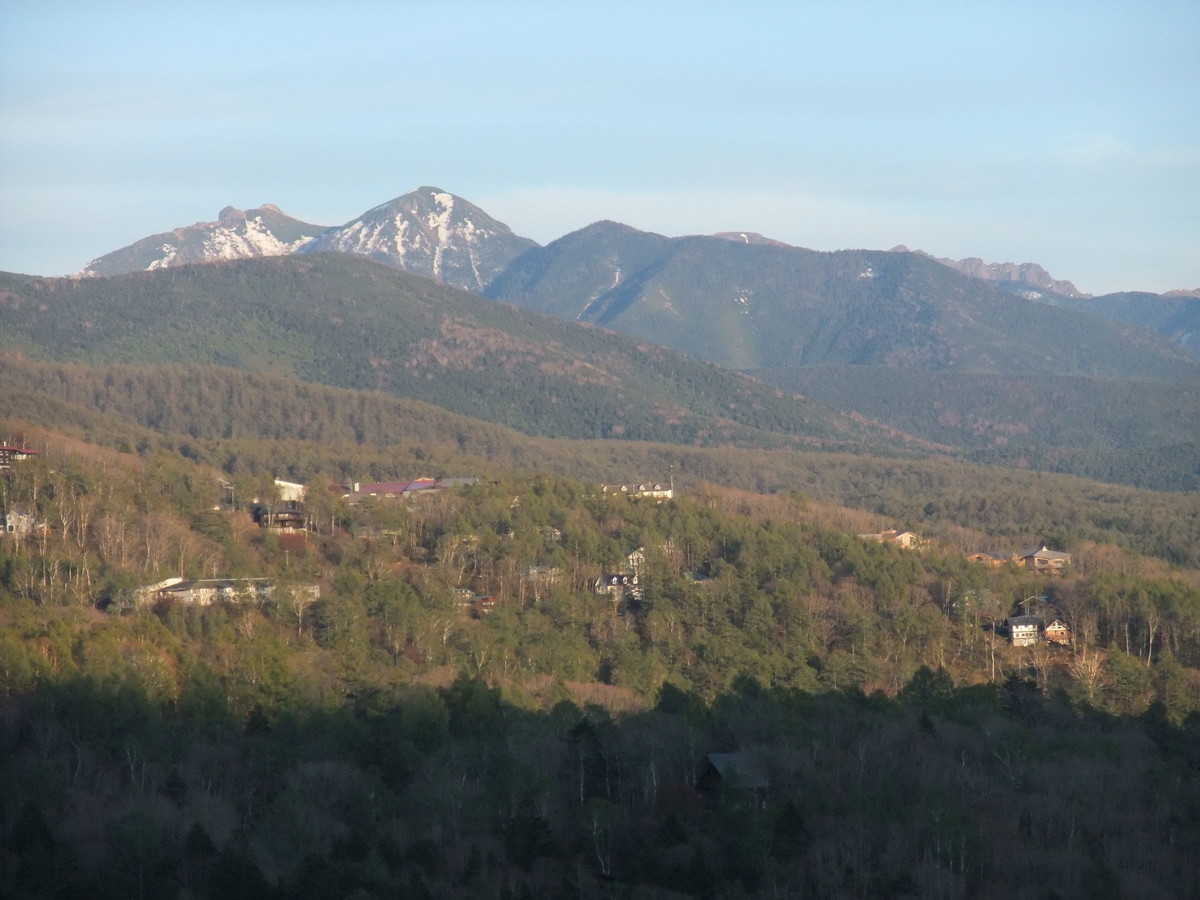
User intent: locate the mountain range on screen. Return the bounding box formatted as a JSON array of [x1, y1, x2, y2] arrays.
[[77, 187, 536, 292], [483, 221, 1197, 375], [75, 187, 1200, 358], [7, 186, 1197, 491], [0, 254, 899, 453]]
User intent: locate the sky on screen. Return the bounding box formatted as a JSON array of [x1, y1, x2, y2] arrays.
[[2, 0, 1198, 294]]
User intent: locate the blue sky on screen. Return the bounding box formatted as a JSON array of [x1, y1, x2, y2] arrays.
[[2, 0, 1197, 294]]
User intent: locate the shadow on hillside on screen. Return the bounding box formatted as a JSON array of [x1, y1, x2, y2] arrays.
[[2, 670, 1198, 899]]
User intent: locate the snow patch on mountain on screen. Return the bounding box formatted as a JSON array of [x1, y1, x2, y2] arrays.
[[299, 187, 538, 292], [76, 206, 325, 277], [71, 188, 536, 289], [428, 192, 454, 279], [200, 214, 312, 261], [146, 244, 179, 271]]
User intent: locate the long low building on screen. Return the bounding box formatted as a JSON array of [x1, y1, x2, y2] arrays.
[[342, 476, 477, 501], [135, 577, 318, 607], [601, 482, 674, 500]]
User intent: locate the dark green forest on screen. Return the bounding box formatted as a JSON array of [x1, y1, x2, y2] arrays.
[[5, 359, 1200, 568], [486, 225, 1200, 377], [757, 367, 1200, 492]]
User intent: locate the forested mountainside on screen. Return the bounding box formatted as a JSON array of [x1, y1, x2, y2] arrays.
[[757, 367, 1200, 492], [9, 182, 1197, 897], [0, 255, 897, 453], [7, 249, 1200, 492], [2, 422, 1199, 898], [485, 222, 1200, 376], [5, 358, 1200, 568], [73, 187, 1197, 362], [1044, 289, 1200, 354]]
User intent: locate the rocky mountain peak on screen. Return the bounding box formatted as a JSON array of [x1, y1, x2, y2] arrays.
[[76, 205, 327, 278], [891, 246, 1089, 298], [299, 187, 538, 292]]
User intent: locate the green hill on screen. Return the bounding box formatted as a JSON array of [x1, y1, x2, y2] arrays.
[[0, 255, 900, 453], [756, 367, 1200, 491], [1046, 289, 1200, 354], [5, 357, 1200, 567], [487, 226, 1200, 377]]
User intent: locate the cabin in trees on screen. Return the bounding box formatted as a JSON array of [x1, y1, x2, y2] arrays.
[[467, 594, 498, 616], [252, 503, 308, 531], [999, 614, 1071, 647], [696, 753, 769, 806], [1020, 546, 1071, 573], [246, 479, 310, 531], [344, 479, 435, 500], [342, 477, 477, 502], [594, 573, 642, 604], [1004, 615, 1043, 647], [0, 445, 38, 468], [3, 510, 46, 538], [966, 551, 1012, 568], [1044, 619, 1071, 645], [273, 479, 307, 503], [859, 528, 922, 549], [251, 490, 309, 530]]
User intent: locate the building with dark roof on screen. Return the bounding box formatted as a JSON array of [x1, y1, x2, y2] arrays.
[[1020, 546, 1071, 572]]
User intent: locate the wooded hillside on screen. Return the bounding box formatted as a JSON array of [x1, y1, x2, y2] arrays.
[[2, 416, 1199, 898], [3, 253, 1199, 897]]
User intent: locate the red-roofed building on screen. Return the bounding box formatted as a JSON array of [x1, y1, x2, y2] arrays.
[[0, 446, 39, 469], [343, 477, 477, 502], [346, 481, 412, 499]]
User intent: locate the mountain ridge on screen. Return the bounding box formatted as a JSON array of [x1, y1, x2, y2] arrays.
[[75, 186, 1190, 300], [486, 223, 1200, 376], [891, 245, 1089, 298], [0, 253, 908, 453], [5, 251, 1198, 490]]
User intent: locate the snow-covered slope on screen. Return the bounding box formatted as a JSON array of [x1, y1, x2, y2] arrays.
[[299, 187, 538, 291], [76, 205, 327, 277], [76, 189, 541, 292]]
